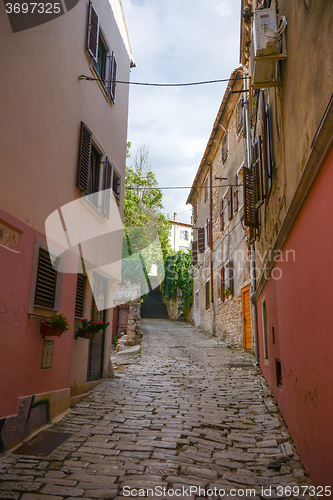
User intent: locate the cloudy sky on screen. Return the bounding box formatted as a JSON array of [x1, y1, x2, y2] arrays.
[[121, 0, 241, 224]]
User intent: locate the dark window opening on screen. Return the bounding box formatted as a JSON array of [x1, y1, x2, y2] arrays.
[[276, 358, 282, 388], [272, 326, 275, 345], [205, 281, 210, 310], [95, 34, 108, 80]]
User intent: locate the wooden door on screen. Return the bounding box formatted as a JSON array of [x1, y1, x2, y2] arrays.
[[242, 285, 252, 350]]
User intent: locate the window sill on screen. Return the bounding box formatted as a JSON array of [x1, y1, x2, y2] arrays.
[[80, 195, 104, 221]]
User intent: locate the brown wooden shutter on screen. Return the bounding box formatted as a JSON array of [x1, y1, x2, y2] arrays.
[[108, 51, 117, 103], [233, 175, 239, 212], [75, 274, 85, 318], [205, 280, 210, 310], [103, 158, 112, 218], [243, 166, 258, 228], [249, 227, 256, 244], [221, 266, 225, 302], [87, 2, 99, 62], [236, 99, 243, 134], [77, 122, 92, 194], [34, 248, 57, 308], [192, 240, 198, 266], [252, 135, 264, 209], [227, 186, 233, 220], [220, 199, 224, 231], [198, 227, 205, 253]]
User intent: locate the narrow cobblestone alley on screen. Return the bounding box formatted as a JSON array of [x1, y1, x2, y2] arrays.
[[0, 319, 315, 500]]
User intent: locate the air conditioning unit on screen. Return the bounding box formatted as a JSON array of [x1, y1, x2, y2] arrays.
[[251, 7, 287, 89], [253, 8, 279, 57]]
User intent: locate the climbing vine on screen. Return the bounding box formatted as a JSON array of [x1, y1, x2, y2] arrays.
[[162, 250, 193, 319]]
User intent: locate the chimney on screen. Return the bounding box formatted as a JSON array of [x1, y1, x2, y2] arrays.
[[174, 212, 177, 222]]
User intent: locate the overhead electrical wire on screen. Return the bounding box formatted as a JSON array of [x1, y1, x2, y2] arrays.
[[125, 183, 242, 190], [78, 75, 250, 87]]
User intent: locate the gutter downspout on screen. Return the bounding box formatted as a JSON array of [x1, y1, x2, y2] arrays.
[[243, 69, 260, 367], [209, 165, 215, 334]]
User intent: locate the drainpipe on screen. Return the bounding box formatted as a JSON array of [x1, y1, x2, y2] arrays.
[[243, 69, 260, 366], [209, 165, 216, 334]]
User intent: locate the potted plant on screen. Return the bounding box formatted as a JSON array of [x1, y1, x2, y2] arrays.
[[76, 317, 110, 340], [40, 313, 71, 337], [224, 287, 231, 301]]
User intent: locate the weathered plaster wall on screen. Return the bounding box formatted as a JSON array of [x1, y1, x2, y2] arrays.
[[257, 146, 333, 487]]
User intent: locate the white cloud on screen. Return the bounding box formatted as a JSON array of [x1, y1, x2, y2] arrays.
[[122, 0, 241, 224]]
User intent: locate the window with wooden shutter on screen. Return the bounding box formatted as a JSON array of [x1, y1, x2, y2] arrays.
[[205, 280, 210, 310], [112, 166, 121, 201], [87, 2, 99, 62], [261, 97, 273, 200], [243, 166, 258, 228], [103, 159, 112, 218], [220, 199, 224, 231], [198, 227, 205, 253], [227, 260, 234, 296], [108, 51, 117, 104], [233, 175, 239, 212], [205, 219, 210, 248], [249, 226, 256, 244], [34, 249, 57, 309], [236, 98, 243, 134], [192, 240, 198, 266], [221, 266, 225, 302], [75, 274, 85, 318], [252, 135, 264, 209], [222, 133, 228, 163], [77, 122, 92, 194], [204, 176, 209, 203], [227, 186, 233, 220]]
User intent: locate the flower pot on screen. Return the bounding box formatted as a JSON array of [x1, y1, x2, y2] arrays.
[[76, 328, 100, 340], [40, 320, 65, 337]]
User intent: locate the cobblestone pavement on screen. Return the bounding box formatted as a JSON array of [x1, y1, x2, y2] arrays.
[[0, 319, 314, 500]]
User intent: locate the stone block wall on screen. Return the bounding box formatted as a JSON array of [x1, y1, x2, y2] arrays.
[[215, 296, 243, 347]]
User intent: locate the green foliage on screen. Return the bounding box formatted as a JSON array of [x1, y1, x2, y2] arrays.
[[123, 145, 171, 280], [49, 313, 71, 331], [162, 250, 193, 319]]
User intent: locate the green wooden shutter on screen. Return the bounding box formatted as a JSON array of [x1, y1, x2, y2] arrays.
[[252, 135, 264, 209], [87, 2, 99, 62], [243, 166, 258, 228], [103, 158, 112, 218], [77, 122, 92, 194]]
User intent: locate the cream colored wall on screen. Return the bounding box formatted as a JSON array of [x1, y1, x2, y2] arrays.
[[0, 0, 130, 233]]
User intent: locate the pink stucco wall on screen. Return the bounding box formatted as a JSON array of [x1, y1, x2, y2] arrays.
[[0, 209, 76, 419], [257, 146, 333, 486]]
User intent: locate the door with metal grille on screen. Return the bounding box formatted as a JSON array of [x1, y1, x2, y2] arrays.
[[87, 272, 107, 381]]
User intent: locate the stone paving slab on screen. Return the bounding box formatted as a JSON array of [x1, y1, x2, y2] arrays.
[[0, 319, 314, 499]]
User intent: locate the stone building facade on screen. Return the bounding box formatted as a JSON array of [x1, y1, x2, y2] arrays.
[[187, 68, 253, 349]]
